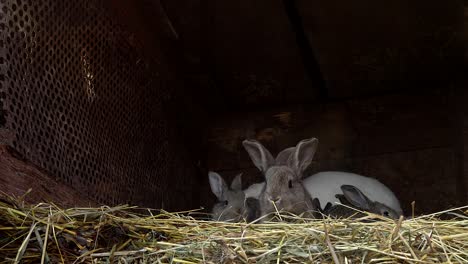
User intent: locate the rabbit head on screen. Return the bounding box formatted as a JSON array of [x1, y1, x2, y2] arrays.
[[312, 186, 400, 220], [313, 194, 369, 219], [242, 138, 319, 217], [317, 194, 368, 219], [340, 185, 400, 219], [208, 171, 246, 222]]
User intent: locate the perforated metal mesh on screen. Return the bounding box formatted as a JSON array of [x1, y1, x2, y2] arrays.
[[0, 0, 198, 209]]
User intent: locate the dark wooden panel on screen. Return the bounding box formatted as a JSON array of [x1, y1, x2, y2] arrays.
[[297, 0, 464, 98], [207, 91, 452, 168], [159, 0, 203, 72], [0, 145, 96, 207], [458, 77, 468, 204], [206, 103, 356, 171], [351, 148, 458, 215], [348, 90, 452, 156], [209, 0, 317, 108]]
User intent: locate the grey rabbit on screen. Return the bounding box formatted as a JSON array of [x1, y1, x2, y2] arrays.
[[242, 138, 319, 220], [208, 171, 245, 222], [313, 185, 400, 219]]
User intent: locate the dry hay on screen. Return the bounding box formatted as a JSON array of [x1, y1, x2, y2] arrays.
[[0, 193, 467, 264]]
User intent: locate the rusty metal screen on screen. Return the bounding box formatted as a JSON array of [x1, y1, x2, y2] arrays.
[[0, 0, 199, 209]]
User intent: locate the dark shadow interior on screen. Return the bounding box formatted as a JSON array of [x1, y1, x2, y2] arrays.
[[0, 0, 466, 216]]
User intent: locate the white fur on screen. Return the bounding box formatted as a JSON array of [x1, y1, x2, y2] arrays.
[[303, 171, 403, 215], [243, 182, 265, 198], [238, 172, 402, 216]]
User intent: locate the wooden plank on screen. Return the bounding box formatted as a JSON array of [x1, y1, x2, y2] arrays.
[[348, 91, 452, 156], [350, 148, 458, 215], [0, 144, 96, 207], [210, 0, 316, 108], [206, 91, 452, 170], [296, 0, 464, 98]]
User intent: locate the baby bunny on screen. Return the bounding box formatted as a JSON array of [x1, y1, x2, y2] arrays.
[[208, 171, 245, 222], [242, 138, 319, 219], [337, 185, 400, 219], [304, 171, 403, 217], [314, 185, 400, 219]]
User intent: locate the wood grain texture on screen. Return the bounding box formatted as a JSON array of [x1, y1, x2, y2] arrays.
[[0, 144, 96, 207]]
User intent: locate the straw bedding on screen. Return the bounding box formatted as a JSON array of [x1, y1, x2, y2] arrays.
[[0, 194, 467, 263]]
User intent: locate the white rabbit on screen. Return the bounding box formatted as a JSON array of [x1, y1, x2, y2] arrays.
[[313, 184, 401, 219], [208, 171, 245, 222], [304, 171, 403, 217], [242, 138, 318, 218]]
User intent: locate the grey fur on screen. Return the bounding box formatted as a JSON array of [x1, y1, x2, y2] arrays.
[[242, 138, 319, 220], [209, 172, 246, 222], [315, 185, 400, 219]]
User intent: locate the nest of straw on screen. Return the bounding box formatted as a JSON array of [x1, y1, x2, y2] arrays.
[[0, 194, 467, 264]]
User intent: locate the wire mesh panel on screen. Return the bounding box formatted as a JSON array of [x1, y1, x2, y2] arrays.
[[0, 0, 199, 209]]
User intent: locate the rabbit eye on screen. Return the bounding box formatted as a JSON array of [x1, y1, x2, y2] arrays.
[[288, 180, 293, 188], [383, 211, 389, 217], [224, 201, 229, 206]]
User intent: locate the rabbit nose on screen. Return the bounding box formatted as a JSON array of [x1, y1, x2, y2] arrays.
[[269, 196, 281, 203]]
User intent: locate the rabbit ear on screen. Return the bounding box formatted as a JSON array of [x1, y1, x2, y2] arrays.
[[230, 173, 243, 191], [335, 194, 349, 204], [340, 185, 371, 210], [289, 138, 318, 177], [275, 147, 295, 165], [311, 198, 322, 211], [323, 202, 333, 212], [208, 171, 228, 200], [242, 139, 275, 173]]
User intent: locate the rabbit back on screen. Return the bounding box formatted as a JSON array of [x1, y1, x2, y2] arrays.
[[324, 204, 367, 219], [303, 171, 402, 216], [244, 182, 265, 198]]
